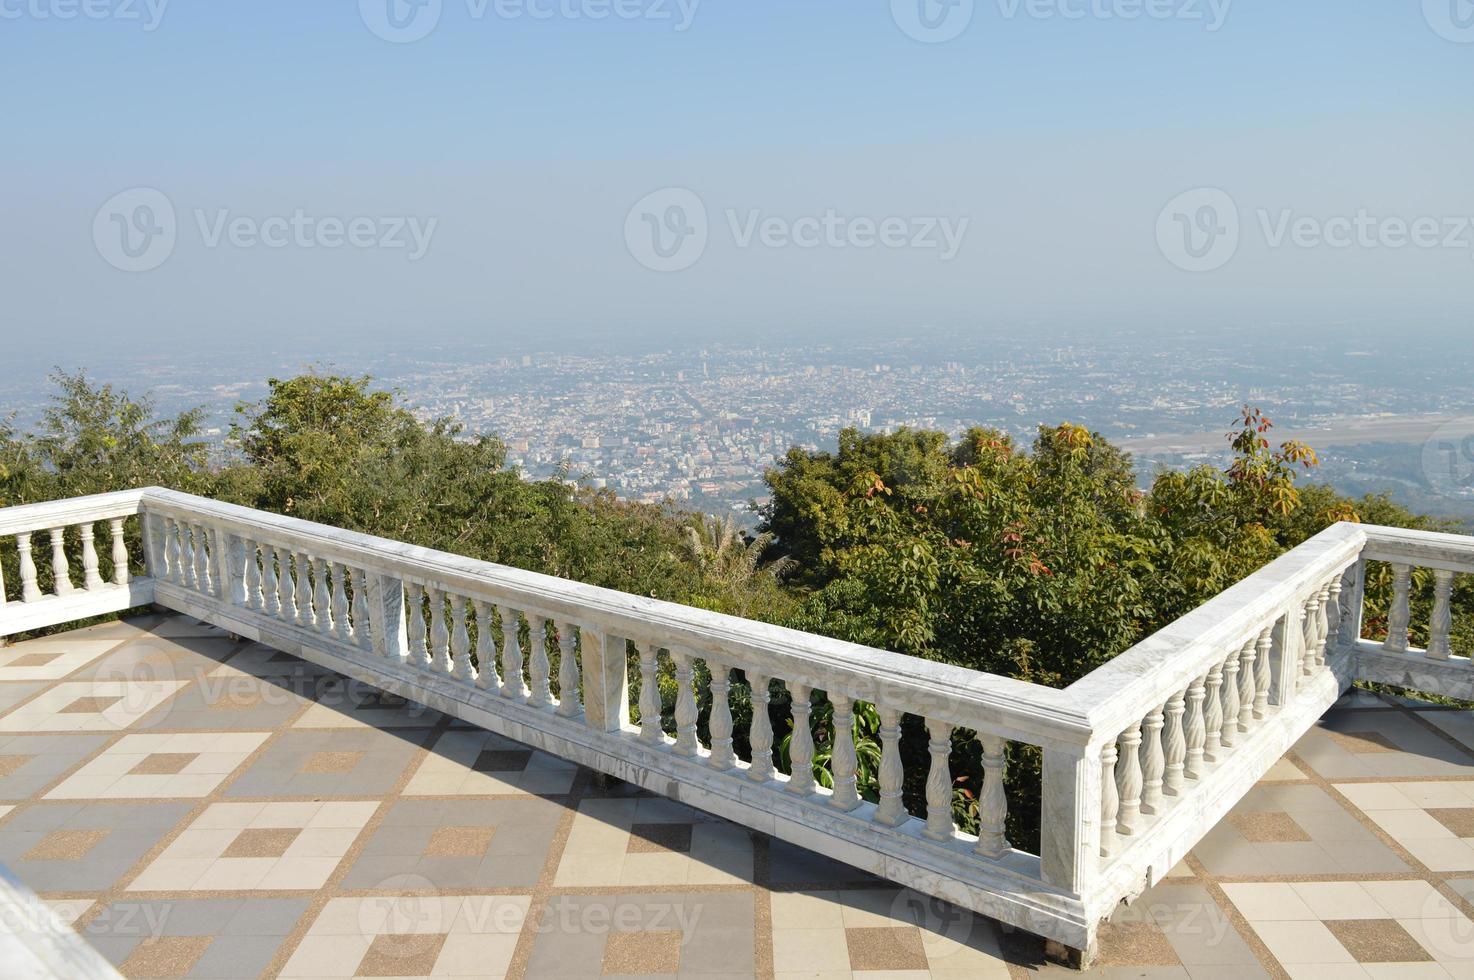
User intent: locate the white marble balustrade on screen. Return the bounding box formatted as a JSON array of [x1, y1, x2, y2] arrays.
[[3, 488, 1473, 965]]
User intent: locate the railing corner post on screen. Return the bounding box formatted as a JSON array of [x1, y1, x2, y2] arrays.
[[372, 574, 407, 662], [580, 630, 631, 734], [1270, 605, 1303, 706], [1041, 745, 1099, 895]]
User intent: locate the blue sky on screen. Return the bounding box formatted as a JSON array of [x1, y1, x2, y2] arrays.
[[3, 0, 1471, 355]]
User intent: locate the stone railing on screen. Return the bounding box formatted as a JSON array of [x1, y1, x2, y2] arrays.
[[0, 488, 1469, 965], [0, 489, 154, 639]]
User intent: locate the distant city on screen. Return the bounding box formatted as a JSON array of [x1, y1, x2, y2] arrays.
[[6, 327, 1472, 529]]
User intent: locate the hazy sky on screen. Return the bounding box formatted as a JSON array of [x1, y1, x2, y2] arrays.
[[3, 0, 1471, 357]]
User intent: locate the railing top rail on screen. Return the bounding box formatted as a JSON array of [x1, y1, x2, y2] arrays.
[[138, 488, 1092, 746], [1361, 524, 1474, 574], [0, 489, 146, 538], [1065, 521, 1367, 740]]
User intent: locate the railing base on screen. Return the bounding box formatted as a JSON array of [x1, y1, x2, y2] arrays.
[[0, 580, 156, 640], [1355, 640, 1474, 701]]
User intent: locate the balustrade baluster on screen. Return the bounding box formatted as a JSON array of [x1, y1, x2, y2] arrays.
[[500, 607, 525, 699], [923, 719, 954, 841], [528, 616, 552, 706], [1253, 627, 1272, 719], [829, 693, 861, 811], [240, 542, 260, 610], [407, 583, 429, 667], [707, 661, 734, 770], [873, 706, 905, 824], [786, 682, 816, 796], [1326, 578, 1344, 651], [293, 551, 313, 626], [1302, 593, 1321, 674], [556, 626, 581, 716], [16, 533, 40, 602], [108, 518, 128, 586], [428, 587, 450, 673], [275, 546, 296, 621], [1430, 570, 1454, 660], [196, 526, 215, 596], [1163, 689, 1186, 796], [747, 672, 773, 780], [1184, 674, 1206, 779], [474, 600, 498, 689], [1385, 562, 1412, 653], [312, 558, 332, 633], [330, 563, 350, 642], [261, 544, 280, 615], [79, 524, 103, 590], [1140, 704, 1165, 814], [1315, 584, 1332, 666], [1220, 648, 1240, 748], [165, 519, 183, 586], [1203, 663, 1224, 763], [451, 598, 472, 680], [1116, 723, 1143, 835], [636, 643, 662, 743], [671, 649, 698, 756], [352, 569, 372, 649], [1237, 638, 1256, 733], [975, 734, 1010, 858], [49, 528, 73, 595], [1100, 742, 1119, 858]]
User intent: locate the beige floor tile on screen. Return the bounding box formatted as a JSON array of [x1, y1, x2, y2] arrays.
[[433, 933, 519, 976], [192, 856, 276, 889], [1336, 783, 1421, 810], [1368, 808, 1459, 840], [1251, 919, 1356, 964], [1403, 838, 1474, 872], [1401, 783, 1474, 808], [1291, 881, 1388, 920], [1400, 916, 1474, 961], [772, 927, 852, 972], [1222, 882, 1317, 921], [771, 891, 846, 931], [1283, 965, 1370, 980], [280, 934, 369, 977], [127, 857, 212, 891], [1361, 880, 1461, 919]]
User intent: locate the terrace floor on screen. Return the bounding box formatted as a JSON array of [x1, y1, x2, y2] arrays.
[[2, 618, 1474, 979]]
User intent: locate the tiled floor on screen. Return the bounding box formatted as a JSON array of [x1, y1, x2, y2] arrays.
[[5, 617, 1474, 978]]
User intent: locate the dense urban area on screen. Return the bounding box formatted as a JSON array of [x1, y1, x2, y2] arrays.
[[5, 327, 1472, 528]]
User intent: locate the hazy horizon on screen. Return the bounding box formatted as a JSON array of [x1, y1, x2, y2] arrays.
[[4, 1, 1472, 353]]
